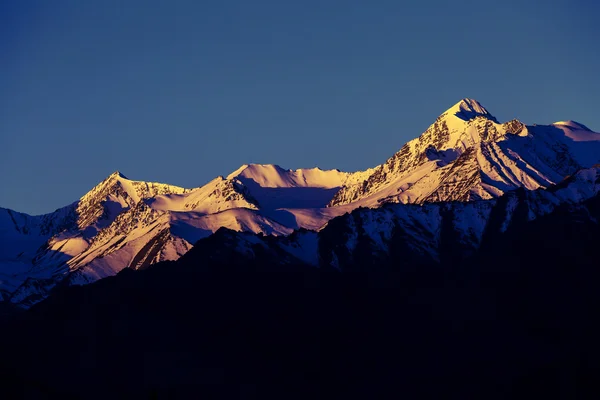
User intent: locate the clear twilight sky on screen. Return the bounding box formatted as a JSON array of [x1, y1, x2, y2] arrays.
[[1, 0, 599, 214]]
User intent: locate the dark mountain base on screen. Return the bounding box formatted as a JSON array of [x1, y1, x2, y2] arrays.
[[1, 207, 599, 399]]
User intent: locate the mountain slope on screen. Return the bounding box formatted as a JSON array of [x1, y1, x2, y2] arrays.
[[0, 172, 189, 303], [328, 99, 600, 207]]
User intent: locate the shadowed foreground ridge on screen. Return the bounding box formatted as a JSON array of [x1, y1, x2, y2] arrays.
[[1, 187, 599, 399]]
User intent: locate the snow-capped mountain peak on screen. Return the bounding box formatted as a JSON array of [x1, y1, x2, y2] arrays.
[[552, 120, 592, 131], [76, 171, 189, 235], [108, 170, 128, 179], [444, 98, 498, 123], [217, 163, 373, 210], [328, 99, 600, 207], [228, 163, 351, 189]]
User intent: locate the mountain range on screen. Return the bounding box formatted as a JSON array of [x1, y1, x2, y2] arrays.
[[3, 157, 600, 398], [2, 98, 600, 307]]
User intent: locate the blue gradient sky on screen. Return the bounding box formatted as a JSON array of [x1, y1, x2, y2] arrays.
[[1, 0, 599, 214]]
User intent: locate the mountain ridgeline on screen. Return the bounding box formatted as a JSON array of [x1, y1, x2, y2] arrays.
[[2, 98, 600, 308], [151, 165, 600, 275]]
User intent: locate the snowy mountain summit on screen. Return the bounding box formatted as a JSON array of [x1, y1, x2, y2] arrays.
[[328, 98, 600, 206], [449, 98, 498, 122], [2, 99, 600, 307]]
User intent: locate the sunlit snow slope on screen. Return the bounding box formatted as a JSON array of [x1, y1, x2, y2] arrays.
[[329, 99, 600, 207]]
